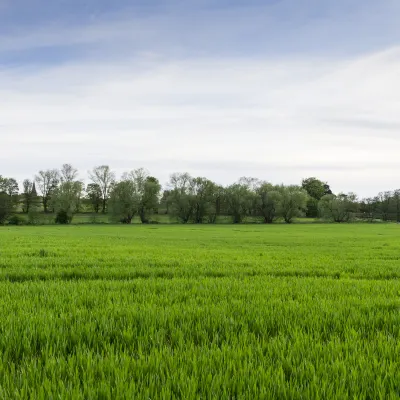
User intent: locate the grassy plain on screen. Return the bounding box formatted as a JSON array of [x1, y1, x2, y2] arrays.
[[0, 224, 400, 398]]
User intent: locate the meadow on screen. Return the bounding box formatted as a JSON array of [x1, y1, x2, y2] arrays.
[[0, 224, 400, 398]]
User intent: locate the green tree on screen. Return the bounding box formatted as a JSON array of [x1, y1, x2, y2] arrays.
[[22, 179, 39, 213], [59, 164, 84, 213], [35, 169, 59, 213], [393, 190, 400, 223], [60, 163, 78, 184], [109, 169, 161, 224], [74, 181, 85, 213], [51, 181, 82, 224], [167, 174, 220, 224], [27, 204, 42, 225], [122, 169, 161, 223], [302, 177, 332, 218], [190, 177, 218, 223], [86, 183, 103, 213], [0, 177, 19, 197], [160, 190, 171, 215], [277, 185, 309, 223], [209, 184, 224, 223], [138, 177, 161, 223], [0, 176, 19, 207], [359, 197, 379, 222], [0, 192, 13, 224], [88, 165, 116, 213], [167, 173, 195, 223], [224, 183, 255, 224], [255, 182, 282, 223], [376, 191, 393, 221], [319, 193, 359, 223], [108, 180, 139, 224]]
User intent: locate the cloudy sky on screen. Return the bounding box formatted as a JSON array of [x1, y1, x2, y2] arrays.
[[1, 0, 400, 196]]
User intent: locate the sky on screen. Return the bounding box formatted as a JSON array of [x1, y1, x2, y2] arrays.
[[1, 0, 400, 197]]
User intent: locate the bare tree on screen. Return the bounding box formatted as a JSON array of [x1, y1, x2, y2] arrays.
[[35, 169, 59, 213], [60, 164, 78, 184], [88, 165, 115, 213]]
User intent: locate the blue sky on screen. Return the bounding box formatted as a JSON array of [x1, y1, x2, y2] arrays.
[[1, 0, 400, 196]]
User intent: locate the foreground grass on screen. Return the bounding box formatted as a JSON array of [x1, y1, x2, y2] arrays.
[[0, 224, 400, 398]]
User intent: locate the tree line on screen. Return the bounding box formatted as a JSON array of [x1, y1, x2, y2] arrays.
[[0, 164, 399, 224]]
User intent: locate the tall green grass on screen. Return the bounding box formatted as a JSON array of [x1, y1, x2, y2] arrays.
[[0, 224, 399, 398]]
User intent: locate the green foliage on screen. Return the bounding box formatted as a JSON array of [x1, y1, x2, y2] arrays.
[[302, 177, 332, 217], [35, 169, 60, 213], [319, 193, 359, 222], [392, 190, 400, 222], [255, 182, 281, 223], [86, 183, 103, 213], [167, 173, 195, 223], [224, 183, 255, 223], [359, 197, 380, 222], [0, 193, 13, 224], [109, 169, 161, 224], [277, 185, 309, 223], [108, 180, 138, 223], [167, 173, 218, 224], [376, 191, 393, 221], [0, 225, 400, 397], [302, 177, 332, 200], [0, 176, 19, 197], [190, 177, 218, 223], [7, 214, 25, 226], [51, 181, 82, 223], [138, 176, 162, 223], [358, 191, 400, 222], [27, 205, 42, 225], [88, 165, 116, 213], [22, 179, 39, 213], [55, 210, 72, 224]]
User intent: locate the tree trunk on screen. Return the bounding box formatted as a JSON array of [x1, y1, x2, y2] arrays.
[[43, 197, 48, 213], [140, 209, 149, 224]]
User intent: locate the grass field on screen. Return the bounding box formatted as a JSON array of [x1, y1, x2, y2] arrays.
[[1, 224, 400, 398], [12, 212, 319, 225]]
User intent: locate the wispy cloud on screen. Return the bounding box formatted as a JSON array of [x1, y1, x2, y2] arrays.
[[1, 1, 400, 196]]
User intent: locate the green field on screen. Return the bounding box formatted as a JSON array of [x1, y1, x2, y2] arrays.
[[1, 224, 400, 398]]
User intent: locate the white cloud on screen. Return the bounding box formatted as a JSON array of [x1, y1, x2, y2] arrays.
[[1, 43, 400, 196]]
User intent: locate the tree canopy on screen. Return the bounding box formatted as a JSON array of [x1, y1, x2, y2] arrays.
[[2, 164, 400, 225]]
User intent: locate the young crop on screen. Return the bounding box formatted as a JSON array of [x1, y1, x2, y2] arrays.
[[0, 224, 399, 398]]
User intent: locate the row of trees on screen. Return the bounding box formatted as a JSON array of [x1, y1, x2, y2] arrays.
[[1, 165, 399, 224]]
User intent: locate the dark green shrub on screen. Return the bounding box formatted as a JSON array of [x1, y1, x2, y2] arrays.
[[55, 210, 72, 224], [0, 193, 12, 225], [7, 215, 25, 226], [27, 206, 42, 225]]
